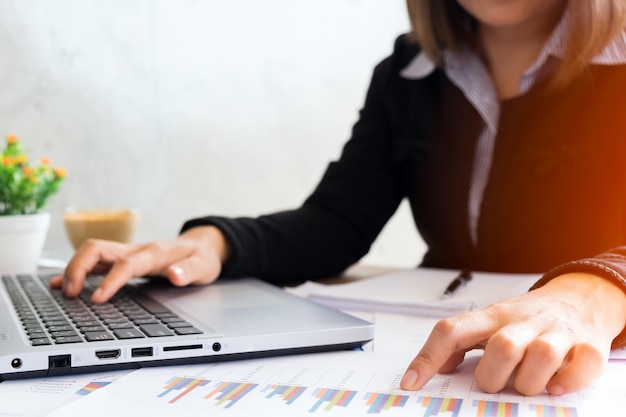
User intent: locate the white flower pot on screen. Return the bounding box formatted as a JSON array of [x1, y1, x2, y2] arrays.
[[0, 212, 51, 274]]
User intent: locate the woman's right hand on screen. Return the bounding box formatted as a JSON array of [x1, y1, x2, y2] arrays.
[[49, 225, 230, 304]]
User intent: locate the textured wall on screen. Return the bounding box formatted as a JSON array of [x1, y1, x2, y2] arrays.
[[0, 0, 426, 267]]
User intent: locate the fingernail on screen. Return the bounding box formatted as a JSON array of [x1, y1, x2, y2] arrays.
[[548, 384, 565, 396], [64, 280, 73, 295], [400, 369, 418, 390], [171, 265, 184, 278]]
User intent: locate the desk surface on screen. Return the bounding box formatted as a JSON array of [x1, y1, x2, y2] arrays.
[[2, 266, 623, 416]]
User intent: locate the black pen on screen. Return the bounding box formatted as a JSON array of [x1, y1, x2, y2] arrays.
[[441, 269, 472, 299]]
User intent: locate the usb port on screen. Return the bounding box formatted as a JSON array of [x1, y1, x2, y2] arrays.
[[131, 347, 153, 358]]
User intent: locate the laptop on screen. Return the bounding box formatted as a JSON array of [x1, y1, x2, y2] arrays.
[[0, 272, 374, 381]]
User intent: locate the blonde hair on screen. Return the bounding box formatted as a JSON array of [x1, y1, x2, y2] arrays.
[[406, 0, 626, 89]]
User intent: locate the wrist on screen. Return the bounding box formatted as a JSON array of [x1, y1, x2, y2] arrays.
[[541, 272, 626, 349]]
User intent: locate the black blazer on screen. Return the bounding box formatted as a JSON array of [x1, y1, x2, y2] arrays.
[[182, 35, 626, 289]]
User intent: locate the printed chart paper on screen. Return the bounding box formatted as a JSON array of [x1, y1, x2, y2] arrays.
[[0, 370, 131, 417], [45, 351, 626, 417]]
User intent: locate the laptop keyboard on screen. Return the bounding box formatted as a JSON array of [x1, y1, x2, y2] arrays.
[[2, 274, 203, 346]]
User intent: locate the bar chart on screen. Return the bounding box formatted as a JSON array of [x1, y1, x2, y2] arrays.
[[75, 380, 112, 396], [147, 361, 584, 416], [158, 376, 210, 403], [419, 396, 463, 417], [263, 384, 307, 404], [364, 392, 410, 414]]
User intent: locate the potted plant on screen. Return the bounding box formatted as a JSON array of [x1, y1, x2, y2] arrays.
[[0, 134, 66, 273]]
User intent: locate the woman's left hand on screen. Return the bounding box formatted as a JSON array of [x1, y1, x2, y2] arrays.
[[399, 272, 626, 396]]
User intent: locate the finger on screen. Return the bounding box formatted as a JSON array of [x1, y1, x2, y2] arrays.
[[511, 332, 571, 396], [474, 324, 539, 393], [49, 274, 63, 288], [90, 247, 164, 303], [546, 342, 607, 396], [437, 350, 468, 374], [63, 240, 135, 298], [400, 311, 498, 390], [166, 258, 217, 287], [90, 259, 139, 303], [90, 241, 202, 302], [86, 262, 114, 275]]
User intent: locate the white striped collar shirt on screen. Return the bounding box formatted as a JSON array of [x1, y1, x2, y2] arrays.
[[400, 15, 626, 246]]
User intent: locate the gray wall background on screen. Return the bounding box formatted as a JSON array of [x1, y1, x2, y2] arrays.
[[0, 0, 426, 267]]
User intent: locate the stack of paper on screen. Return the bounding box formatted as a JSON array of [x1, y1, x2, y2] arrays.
[[292, 268, 541, 318]]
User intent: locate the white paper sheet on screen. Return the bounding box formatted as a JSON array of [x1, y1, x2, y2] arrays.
[[0, 370, 131, 417], [44, 350, 626, 417], [289, 268, 541, 318]]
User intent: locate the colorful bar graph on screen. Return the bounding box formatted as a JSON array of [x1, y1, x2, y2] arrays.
[[263, 384, 307, 404], [364, 392, 409, 414], [158, 376, 210, 404], [310, 388, 357, 412], [473, 400, 519, 417], [529, 404, 578, 417], [204, 381, 258, 408], [76, 381, 111, 396], [418, 396, 462, 417]]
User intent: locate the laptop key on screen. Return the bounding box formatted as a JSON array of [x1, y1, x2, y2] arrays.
[[167, 321, 193, 328], [97, 313, 124, 320], [139, 323, 174, 337], [104, 317, 128, 324], [134, 318, 159, 325], [108, 322, 134, 330], [79, 326, 107, 332], [51, 330, 80, 338], [126, 312, 152, 320], [160, 316, 185, 324], [131, 294, 172, 315], [74, 320, 101, 327], [84, 331, 115, 342], [155, 312, 179, 319], [30, 337, 52, 346], [113, 328, 146, 339], [43, 320, 71, 327], [54, 336, 83, 344], [47, 325, 74, 332], [174, 327, 203, 335]]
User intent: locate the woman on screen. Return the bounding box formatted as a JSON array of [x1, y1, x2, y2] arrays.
[[53, 0, 626, 396]]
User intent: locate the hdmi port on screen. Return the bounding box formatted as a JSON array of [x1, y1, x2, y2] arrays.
[[95, 349, 121, 360]]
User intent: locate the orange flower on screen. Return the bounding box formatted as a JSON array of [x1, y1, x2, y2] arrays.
[[54, 167, 67, 179], [41, 157, 51, 166], [6, 134, 18, 145]]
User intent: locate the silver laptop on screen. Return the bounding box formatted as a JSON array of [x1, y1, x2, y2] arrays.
[[0, 272, 374, 380]]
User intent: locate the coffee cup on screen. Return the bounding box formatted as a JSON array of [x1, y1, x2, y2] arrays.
[[63, 208, 140, 250]]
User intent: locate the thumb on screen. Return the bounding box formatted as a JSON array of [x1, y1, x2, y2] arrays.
[[166, 264, 191, 286], [166, 256, 221, 287]]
